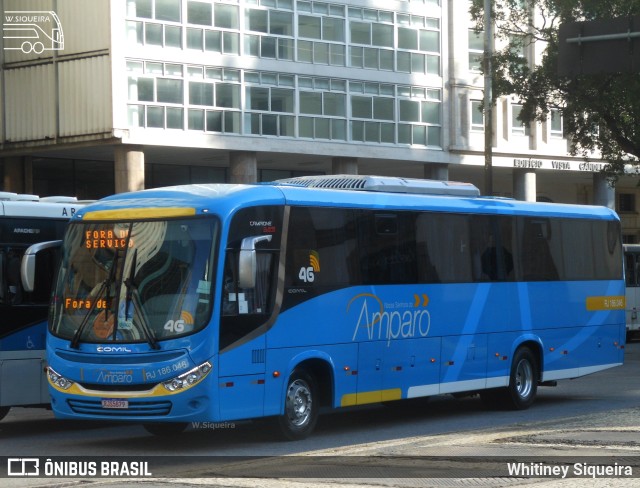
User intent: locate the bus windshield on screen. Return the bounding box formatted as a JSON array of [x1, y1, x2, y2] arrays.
[[49, 218, 218, 345]]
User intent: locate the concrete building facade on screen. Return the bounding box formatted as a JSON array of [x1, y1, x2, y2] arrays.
[[2, 0, 639, 240]]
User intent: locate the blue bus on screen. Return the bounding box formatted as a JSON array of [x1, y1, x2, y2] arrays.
[[0, 193, 82, 422], [40, 176, 625, 438]]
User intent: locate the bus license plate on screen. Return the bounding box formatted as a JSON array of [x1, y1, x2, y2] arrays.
[[102, 398, 128, 409]]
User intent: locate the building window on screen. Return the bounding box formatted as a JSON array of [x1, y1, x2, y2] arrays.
[[298, 76, 348, 141], [397, 86, 441, 147], [244, 7, 294, 60], [350, 92, 395, 144], [511, 104, 530, 136], [213, 3, 238, 29], [187, 1, 212, 25], [396, 17, 440, 75], [347, 8, 394, 71], [468, 29, 483, 72], [245, 75, 295, 137], [618, 193, 636, 213], [126, 0, 182, 48], [471, 100, 484, 131], [550, 108, 563, 138], [128, 0, 181, 22]]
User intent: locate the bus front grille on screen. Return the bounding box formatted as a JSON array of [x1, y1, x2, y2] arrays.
[[68, 399, 172, 416]]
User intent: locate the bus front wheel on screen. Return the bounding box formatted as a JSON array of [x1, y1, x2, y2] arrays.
[[276, 369, 318, 441], [481, 347, 538, 410]]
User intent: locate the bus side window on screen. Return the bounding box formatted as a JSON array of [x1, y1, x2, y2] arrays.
[[518, 217, 559, 281], [3, 246, 60, 306], [7, 250, 24, 304], [219, 247, 277, 350], [626, 253, 638, 286], [222, 249, 275, 316]]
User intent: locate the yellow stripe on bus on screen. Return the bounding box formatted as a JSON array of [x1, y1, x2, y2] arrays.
[[586, 296, 625, 311], [82, 207, 196, 220], [341, 388, 402, 407]]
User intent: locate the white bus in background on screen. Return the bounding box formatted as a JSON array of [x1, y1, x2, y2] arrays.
[[2, 11, 64, 54], [624, 244, 640, 342], [0, 193, 83, 421]]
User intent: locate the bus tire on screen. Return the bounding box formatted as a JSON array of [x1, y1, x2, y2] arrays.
[[276, 369, 318, 441], [481, 347, 538, 410], [143, 422, 188, 436], [0, 407, 10, 421]]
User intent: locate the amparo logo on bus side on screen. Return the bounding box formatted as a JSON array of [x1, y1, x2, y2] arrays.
[[348, 293, 431, 346]]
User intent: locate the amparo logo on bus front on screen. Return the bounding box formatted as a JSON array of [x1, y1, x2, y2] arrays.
[[348, 293, 431, 346]]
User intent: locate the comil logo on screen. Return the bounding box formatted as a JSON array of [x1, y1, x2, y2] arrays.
[[3, 11, 64, 54], [8, 458, 39, 476]]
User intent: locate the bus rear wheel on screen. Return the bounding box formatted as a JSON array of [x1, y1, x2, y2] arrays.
[[276, 369, 318, 441], [481, 347, 538, 410], [143, 422, 188, 436]]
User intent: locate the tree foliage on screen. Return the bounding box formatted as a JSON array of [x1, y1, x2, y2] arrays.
[[470, 0, 640, 177]]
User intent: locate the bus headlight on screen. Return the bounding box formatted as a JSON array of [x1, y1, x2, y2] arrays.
[[162, 361, 212, 393], [47, 367, 74, 390]]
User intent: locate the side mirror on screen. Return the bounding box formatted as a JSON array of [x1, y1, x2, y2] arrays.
[[21, 240, 62, 292], [238, 235, 272, 289]]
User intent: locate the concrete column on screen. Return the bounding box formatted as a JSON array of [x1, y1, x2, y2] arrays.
[[114, 145, 145, 194], [513, 169, 537, 202], [423, 163, 448, 181], [3, 156, 26, 193], [332, 157, 358, 175], [229, 151, 257, 183], [593, 172, 615, 209]]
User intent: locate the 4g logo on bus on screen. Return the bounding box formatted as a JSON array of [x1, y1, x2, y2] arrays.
[[348, 293, 431, 346], [298, 250, 321, 283], [163, 311, 194, 333]]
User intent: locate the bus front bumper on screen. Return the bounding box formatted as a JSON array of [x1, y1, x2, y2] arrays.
[[47, 363, 218, 423]]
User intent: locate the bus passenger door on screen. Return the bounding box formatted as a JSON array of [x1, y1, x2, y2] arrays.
[[217, 244, 273, 420], [217, 206, 282, 421]]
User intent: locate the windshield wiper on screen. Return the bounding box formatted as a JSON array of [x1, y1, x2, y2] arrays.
[[70, 249, 120, 349], [124, 249, 160, 350]]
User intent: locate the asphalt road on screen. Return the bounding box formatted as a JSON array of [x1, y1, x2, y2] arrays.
[[1, 342, 639, 487]]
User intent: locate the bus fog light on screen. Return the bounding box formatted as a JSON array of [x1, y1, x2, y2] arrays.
[[47, 367, 74, 390], [162, 361, 212, 392]]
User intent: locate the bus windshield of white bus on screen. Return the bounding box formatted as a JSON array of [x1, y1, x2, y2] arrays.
[[49, 218, 218, 346]]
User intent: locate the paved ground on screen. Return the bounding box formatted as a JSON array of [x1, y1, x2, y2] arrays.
[[5, 404, 639, 487]]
